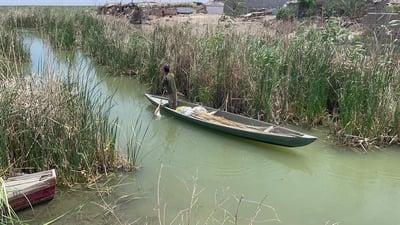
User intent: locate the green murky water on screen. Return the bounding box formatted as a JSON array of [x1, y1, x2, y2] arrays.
[[17, 35, 400, 225]]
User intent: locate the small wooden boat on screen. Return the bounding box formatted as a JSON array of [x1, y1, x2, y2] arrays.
[[145, 93, 317, 147], [3, 169, 56, 211]]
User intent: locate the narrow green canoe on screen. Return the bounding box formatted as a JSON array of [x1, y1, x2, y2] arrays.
[[145, 93, 317, 147]]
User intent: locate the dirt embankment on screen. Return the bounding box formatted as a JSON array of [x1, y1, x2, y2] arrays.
[[97, 2, 279, 34], [146, 13, 276, 32], [97, 14, 278, 38]]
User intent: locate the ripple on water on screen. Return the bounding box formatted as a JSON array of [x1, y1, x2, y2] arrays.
[[164, 127, 314, 182], [314, 147, 400, 186]]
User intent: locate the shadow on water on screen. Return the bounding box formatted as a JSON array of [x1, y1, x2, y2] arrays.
[[221, 134, 313, 174], [153, 110, 314, 175]]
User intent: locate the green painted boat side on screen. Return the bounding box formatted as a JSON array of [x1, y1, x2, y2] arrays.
[[145, 93, 317, 147]]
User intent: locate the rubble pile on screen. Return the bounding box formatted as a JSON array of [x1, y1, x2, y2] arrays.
[[97, 2, 206, 24], [97, 3, 142, 23]]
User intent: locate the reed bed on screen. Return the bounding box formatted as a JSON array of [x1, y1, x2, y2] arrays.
[[0, 27, 28, 78], [0, 8, 139, 188], [4, 7, 400, 150], [0, 72, 121, 185]]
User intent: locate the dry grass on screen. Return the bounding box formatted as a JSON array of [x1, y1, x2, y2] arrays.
[[134, 13, 277, 36]]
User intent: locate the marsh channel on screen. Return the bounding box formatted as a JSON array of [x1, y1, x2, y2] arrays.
[[17, 34, 400, 225]]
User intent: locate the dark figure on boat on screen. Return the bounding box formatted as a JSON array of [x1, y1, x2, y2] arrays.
[[162, 65, 177, 109]]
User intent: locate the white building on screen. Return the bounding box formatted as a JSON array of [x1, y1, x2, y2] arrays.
[[206, 1, 224, 14]]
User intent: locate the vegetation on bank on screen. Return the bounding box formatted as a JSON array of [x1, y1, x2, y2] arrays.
[[2, 5, 400, 157], [0, 8, 141, 187], [277, 0, 376, 20]]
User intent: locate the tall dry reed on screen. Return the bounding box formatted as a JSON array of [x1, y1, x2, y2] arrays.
[[0, 8, 136, 184]]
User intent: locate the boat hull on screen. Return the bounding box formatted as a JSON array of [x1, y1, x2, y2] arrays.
[[145, 94, 317, 147], [5, 169, 57, 211]]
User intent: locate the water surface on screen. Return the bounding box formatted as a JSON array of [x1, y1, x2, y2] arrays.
[[18, 35, 400, 225]]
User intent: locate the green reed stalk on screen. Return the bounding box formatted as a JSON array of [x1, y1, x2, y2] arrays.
[[248, 38, 281, 121], [337, 47, 400, 139], [284, 27, 334, 124], [146, 28, 164, 94], [125, 111, 151, 166], [0, 179, 25, 224], [0, 27, 29, 77]]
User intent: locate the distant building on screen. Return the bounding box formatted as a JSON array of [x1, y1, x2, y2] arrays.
[[177, 7, 196, 14], [149, 7, 177, 17], [206, 1, 224, 14]]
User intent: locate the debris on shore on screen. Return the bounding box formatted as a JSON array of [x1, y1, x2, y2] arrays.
[[97, 2, 207, 24]]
